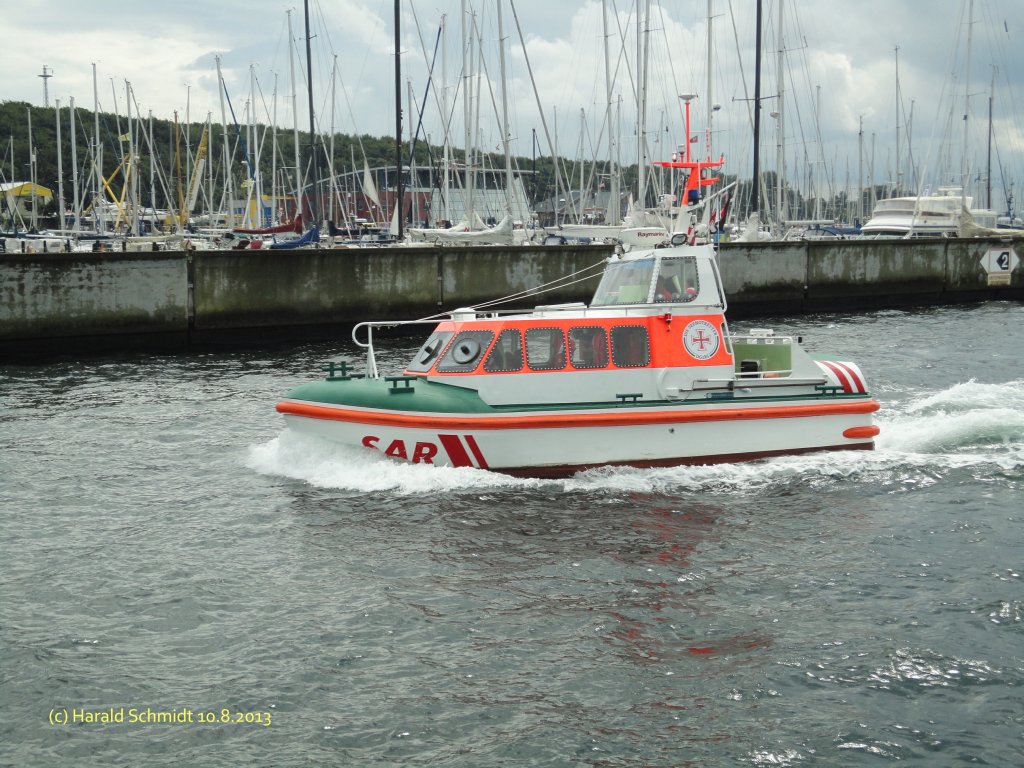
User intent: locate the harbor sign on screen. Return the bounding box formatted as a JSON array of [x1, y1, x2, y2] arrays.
[[980, 246, 1019, 286]]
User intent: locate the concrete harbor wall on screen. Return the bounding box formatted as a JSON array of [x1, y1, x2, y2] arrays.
[[2, 238, 1021, 357], [0, 252, 188, 351], [191, 246, 607, 332]]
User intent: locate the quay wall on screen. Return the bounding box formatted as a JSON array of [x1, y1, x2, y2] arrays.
[[191, 246, 607, 331], [1, 238, 1021, 357], [0, 252, 188, 342]]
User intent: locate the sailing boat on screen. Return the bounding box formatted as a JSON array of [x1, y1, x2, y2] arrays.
[[232, 215, 303, 236]]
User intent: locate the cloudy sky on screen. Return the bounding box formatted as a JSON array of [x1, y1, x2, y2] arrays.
[[4, 0, 1023, 213]]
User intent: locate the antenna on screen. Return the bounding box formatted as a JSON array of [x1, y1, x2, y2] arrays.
[[39, 65, 53, 107]]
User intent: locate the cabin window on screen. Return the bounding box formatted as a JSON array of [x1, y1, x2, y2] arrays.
[[610, 325, 650, 367], [525, 327, 567, 370], [568, 326, 609, 369], [483, 328, 524, 372], [653, 256, 699, 302], [407, 330, 454, 373], [590, 258, 656, 305], [437, 330, 495, 373]]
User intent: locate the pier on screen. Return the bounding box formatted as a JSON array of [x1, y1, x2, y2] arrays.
[[2, 238, 1021, 359]]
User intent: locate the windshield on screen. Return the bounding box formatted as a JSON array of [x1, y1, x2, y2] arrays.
[[653, 256, 699, 302], [591, 258, 656, 305]]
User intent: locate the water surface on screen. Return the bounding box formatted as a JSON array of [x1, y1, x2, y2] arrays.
[[2, 302, 1022, 766]]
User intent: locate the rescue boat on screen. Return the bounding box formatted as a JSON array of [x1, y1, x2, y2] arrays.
[[276, 237, 880, 477]]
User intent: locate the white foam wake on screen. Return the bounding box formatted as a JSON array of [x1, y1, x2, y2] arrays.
[[246, 430, 532, 494], [879, 379, 1024, 458]]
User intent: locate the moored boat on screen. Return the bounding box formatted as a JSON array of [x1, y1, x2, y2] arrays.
[[268, 225, 320, 250], [859, 187, 998, 239], [232, 215, 303, 236], [276, 236, 880, 477]]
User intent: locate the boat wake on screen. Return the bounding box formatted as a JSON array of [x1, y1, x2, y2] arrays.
[[248, 380, 1023, 495], [246, 430, 529, 494], [880, 378, 1024, 456]]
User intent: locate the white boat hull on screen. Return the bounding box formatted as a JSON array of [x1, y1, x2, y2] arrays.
[[279, 398, 878, 477]]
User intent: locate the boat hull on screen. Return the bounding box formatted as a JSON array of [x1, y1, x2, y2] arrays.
[[277, 397, 880, 478]]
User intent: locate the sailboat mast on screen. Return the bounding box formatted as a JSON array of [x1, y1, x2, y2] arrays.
[[636, 0, 649, 210], [287, 10, 302, 223], [245, 65, 256, 228], [252, 70, 264, 227], [216, 55, 234, 228], [92, 62, 105, 232], [497, 0, 513, 217], [271, 74, 279, 224], [149, 110, 157, 232], [554, 108, 559, 227], [774, 0, 785, 233], [185, 85, 191, 218], [602, 0, 619, 226], [206, 113, 215, 226], [987, 66, 994, 210], [394, 0, 403, 238], [706, 0, 713, 161], [70, 97, 81, 235], [961, 0, 974, 208], [814, 84, 821, 221], [441, 13, 451, 223], [462, 0, 473, 225], [578, 108, 585, 219], [858, 115, 864, 222], [126, 81, 136, 236], [304, 0, 317, 227], [894, 46, 900, 196], [329, 57, 338, 226], [56, 99, 65, 235], [28, 108, 38, 231], [751, 0, 762, 217], [407, 78, 415, 225]]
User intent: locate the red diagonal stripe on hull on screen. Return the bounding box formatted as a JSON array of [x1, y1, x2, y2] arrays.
[[438, 434, 473, 467], [463, 435, 489, 469]]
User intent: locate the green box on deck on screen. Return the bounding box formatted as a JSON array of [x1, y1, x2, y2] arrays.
[[731, 339, 793, 376]]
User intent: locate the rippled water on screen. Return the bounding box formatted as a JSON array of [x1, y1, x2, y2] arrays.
[[2, 302, 1022, 766]]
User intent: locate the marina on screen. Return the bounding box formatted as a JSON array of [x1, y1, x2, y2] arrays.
[[4, 1, 1024, 253]]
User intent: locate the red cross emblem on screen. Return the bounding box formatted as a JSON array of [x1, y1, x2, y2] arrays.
[[690, 328, 712, 350]]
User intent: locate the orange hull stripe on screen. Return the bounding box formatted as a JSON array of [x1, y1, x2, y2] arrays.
[[277, 399, 880, 431]]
